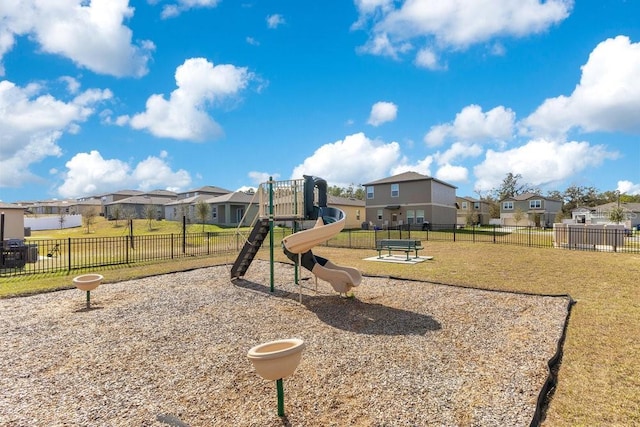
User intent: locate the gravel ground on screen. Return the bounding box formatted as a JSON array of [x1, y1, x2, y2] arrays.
[[0, 261, 571, 426]]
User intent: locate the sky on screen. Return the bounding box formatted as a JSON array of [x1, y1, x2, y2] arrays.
[[1, 0, 639, 203]]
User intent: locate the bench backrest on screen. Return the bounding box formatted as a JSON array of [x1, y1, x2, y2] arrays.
[[377, 239, 421, 248]]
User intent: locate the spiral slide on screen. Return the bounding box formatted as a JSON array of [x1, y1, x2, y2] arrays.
[[282, 207, 362, 295]]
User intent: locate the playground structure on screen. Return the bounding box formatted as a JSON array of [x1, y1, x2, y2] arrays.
[[231, 175, 361, 295]]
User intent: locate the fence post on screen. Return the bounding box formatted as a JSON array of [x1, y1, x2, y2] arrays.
[[493, 224, 496, 244], [182, 216, 186, 254], [528, 226, 532, 247], [67, 237, 72, 271], [171, 233, 174, 259], [472, 223, 476, 243], [453, 224, 456, 242]]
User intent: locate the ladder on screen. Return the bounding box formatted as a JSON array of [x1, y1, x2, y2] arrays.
[[230, 218, 270, 279]]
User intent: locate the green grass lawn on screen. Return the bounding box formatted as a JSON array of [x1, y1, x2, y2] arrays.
[[3, 221, 639, 426]]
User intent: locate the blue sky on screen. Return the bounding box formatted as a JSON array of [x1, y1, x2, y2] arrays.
[[1, 0, 639, 203]]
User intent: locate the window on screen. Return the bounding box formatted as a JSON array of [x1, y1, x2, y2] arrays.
[[212, 206, 218, 219], [236, 208, 244, 223], [406, 210, 415, 225], [377, 209, 383, 220], [529, 199, 542, 209], [474, 202, 480, 210], [503, 201, 514, 210], [367, 186, 374, 199], [356, 209, 360, 220], [391, 183, 399, 197], [461, 202, 467, 209], [416, 210, 425, 224]]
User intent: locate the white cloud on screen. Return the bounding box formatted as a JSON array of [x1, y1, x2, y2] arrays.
[[414, 47, 443, 70], [0, 79, 112, 188], [367, 101, 398, 126], [424, 105, 515, 146], [473, 139, 619, 193], [436, 163, 468, 183], [59, 76, 81, 94], [434, 142, 483, 165], [132, 155, 191, 192], [291, 132, 401, 187], [57, 150, 191, 198], [120, 58, 253, 141], [390, 156, 433, 177], [246, 37, 260, 46], [0, 0, 154, 78], [248, 171, 279, 185], [524, 36, 640, 137], [355, 0, 572, 66], [617, 180, 640, 196], [160, 0, 220, 19], [266, 14, 286, 29]]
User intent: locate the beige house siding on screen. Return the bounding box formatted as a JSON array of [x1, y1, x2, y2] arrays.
[[363, 172, 456, 229], [500, 194, 562, 227], [456, 197, 492, 226], [0, 205, 26, 240]]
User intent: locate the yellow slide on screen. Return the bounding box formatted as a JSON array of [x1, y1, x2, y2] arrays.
[[282, 208, 361, 295]]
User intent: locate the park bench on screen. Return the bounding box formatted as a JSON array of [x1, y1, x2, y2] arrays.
[[376, 239, 423, 261]]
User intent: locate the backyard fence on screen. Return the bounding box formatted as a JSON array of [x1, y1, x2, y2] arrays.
[[1, 224, 638, 277]]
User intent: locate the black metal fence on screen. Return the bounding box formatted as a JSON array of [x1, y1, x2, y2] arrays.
[[1, 225, 638, 277]]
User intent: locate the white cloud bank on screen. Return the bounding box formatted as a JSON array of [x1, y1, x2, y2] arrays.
[[118, 58, 254, 141], [354, 0, 572, 68], [267, 14, 286, 29], [524, 36, 640, 137], [425, 105, 515, 147], [291, 132, 402, 187], [159, 0, 220, 19], [473, 140, 619, 193], [367, 101, 398, 126], [0, 0, 154, 77], [0, 80, 112, 188], [58, 150, 191, 198]]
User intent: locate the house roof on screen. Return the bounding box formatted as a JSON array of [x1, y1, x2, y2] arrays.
[[0, 202, 26, 210], [206, 191, 256, 204], [327, 195, 365, 207], [96, 189, 144, 198], [457, 196, 481, 203], [143, 189, 177, 197], [574, 202, 640, 213], [179, 185, 232, 195], [363, 171, 457, 189], [503, 192, 562, 202], [106, 195, 175, 206], [165, 194, 212, 206]]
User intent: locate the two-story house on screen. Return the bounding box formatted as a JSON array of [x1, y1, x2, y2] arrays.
[[499, 193, 562, 227], [363, 171, 457, 229], [456, 196, 492, 226]]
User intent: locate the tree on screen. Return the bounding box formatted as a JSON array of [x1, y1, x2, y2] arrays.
[[195, 200, 211, 232], [560, 184, 600, 215], [512, 207, 525, 226], [111, 204, 123, 226], [493, 173, 537, 201], [326, 184, 365, 200], [58, 211, 66, 229], [144, 205, 157, 231], [609, 206, 626, 224], [81, 207, 98, 234]]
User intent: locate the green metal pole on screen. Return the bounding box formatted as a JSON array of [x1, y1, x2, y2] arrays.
[[269, 177, 275, 293], [276, 378, 284, 417]]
